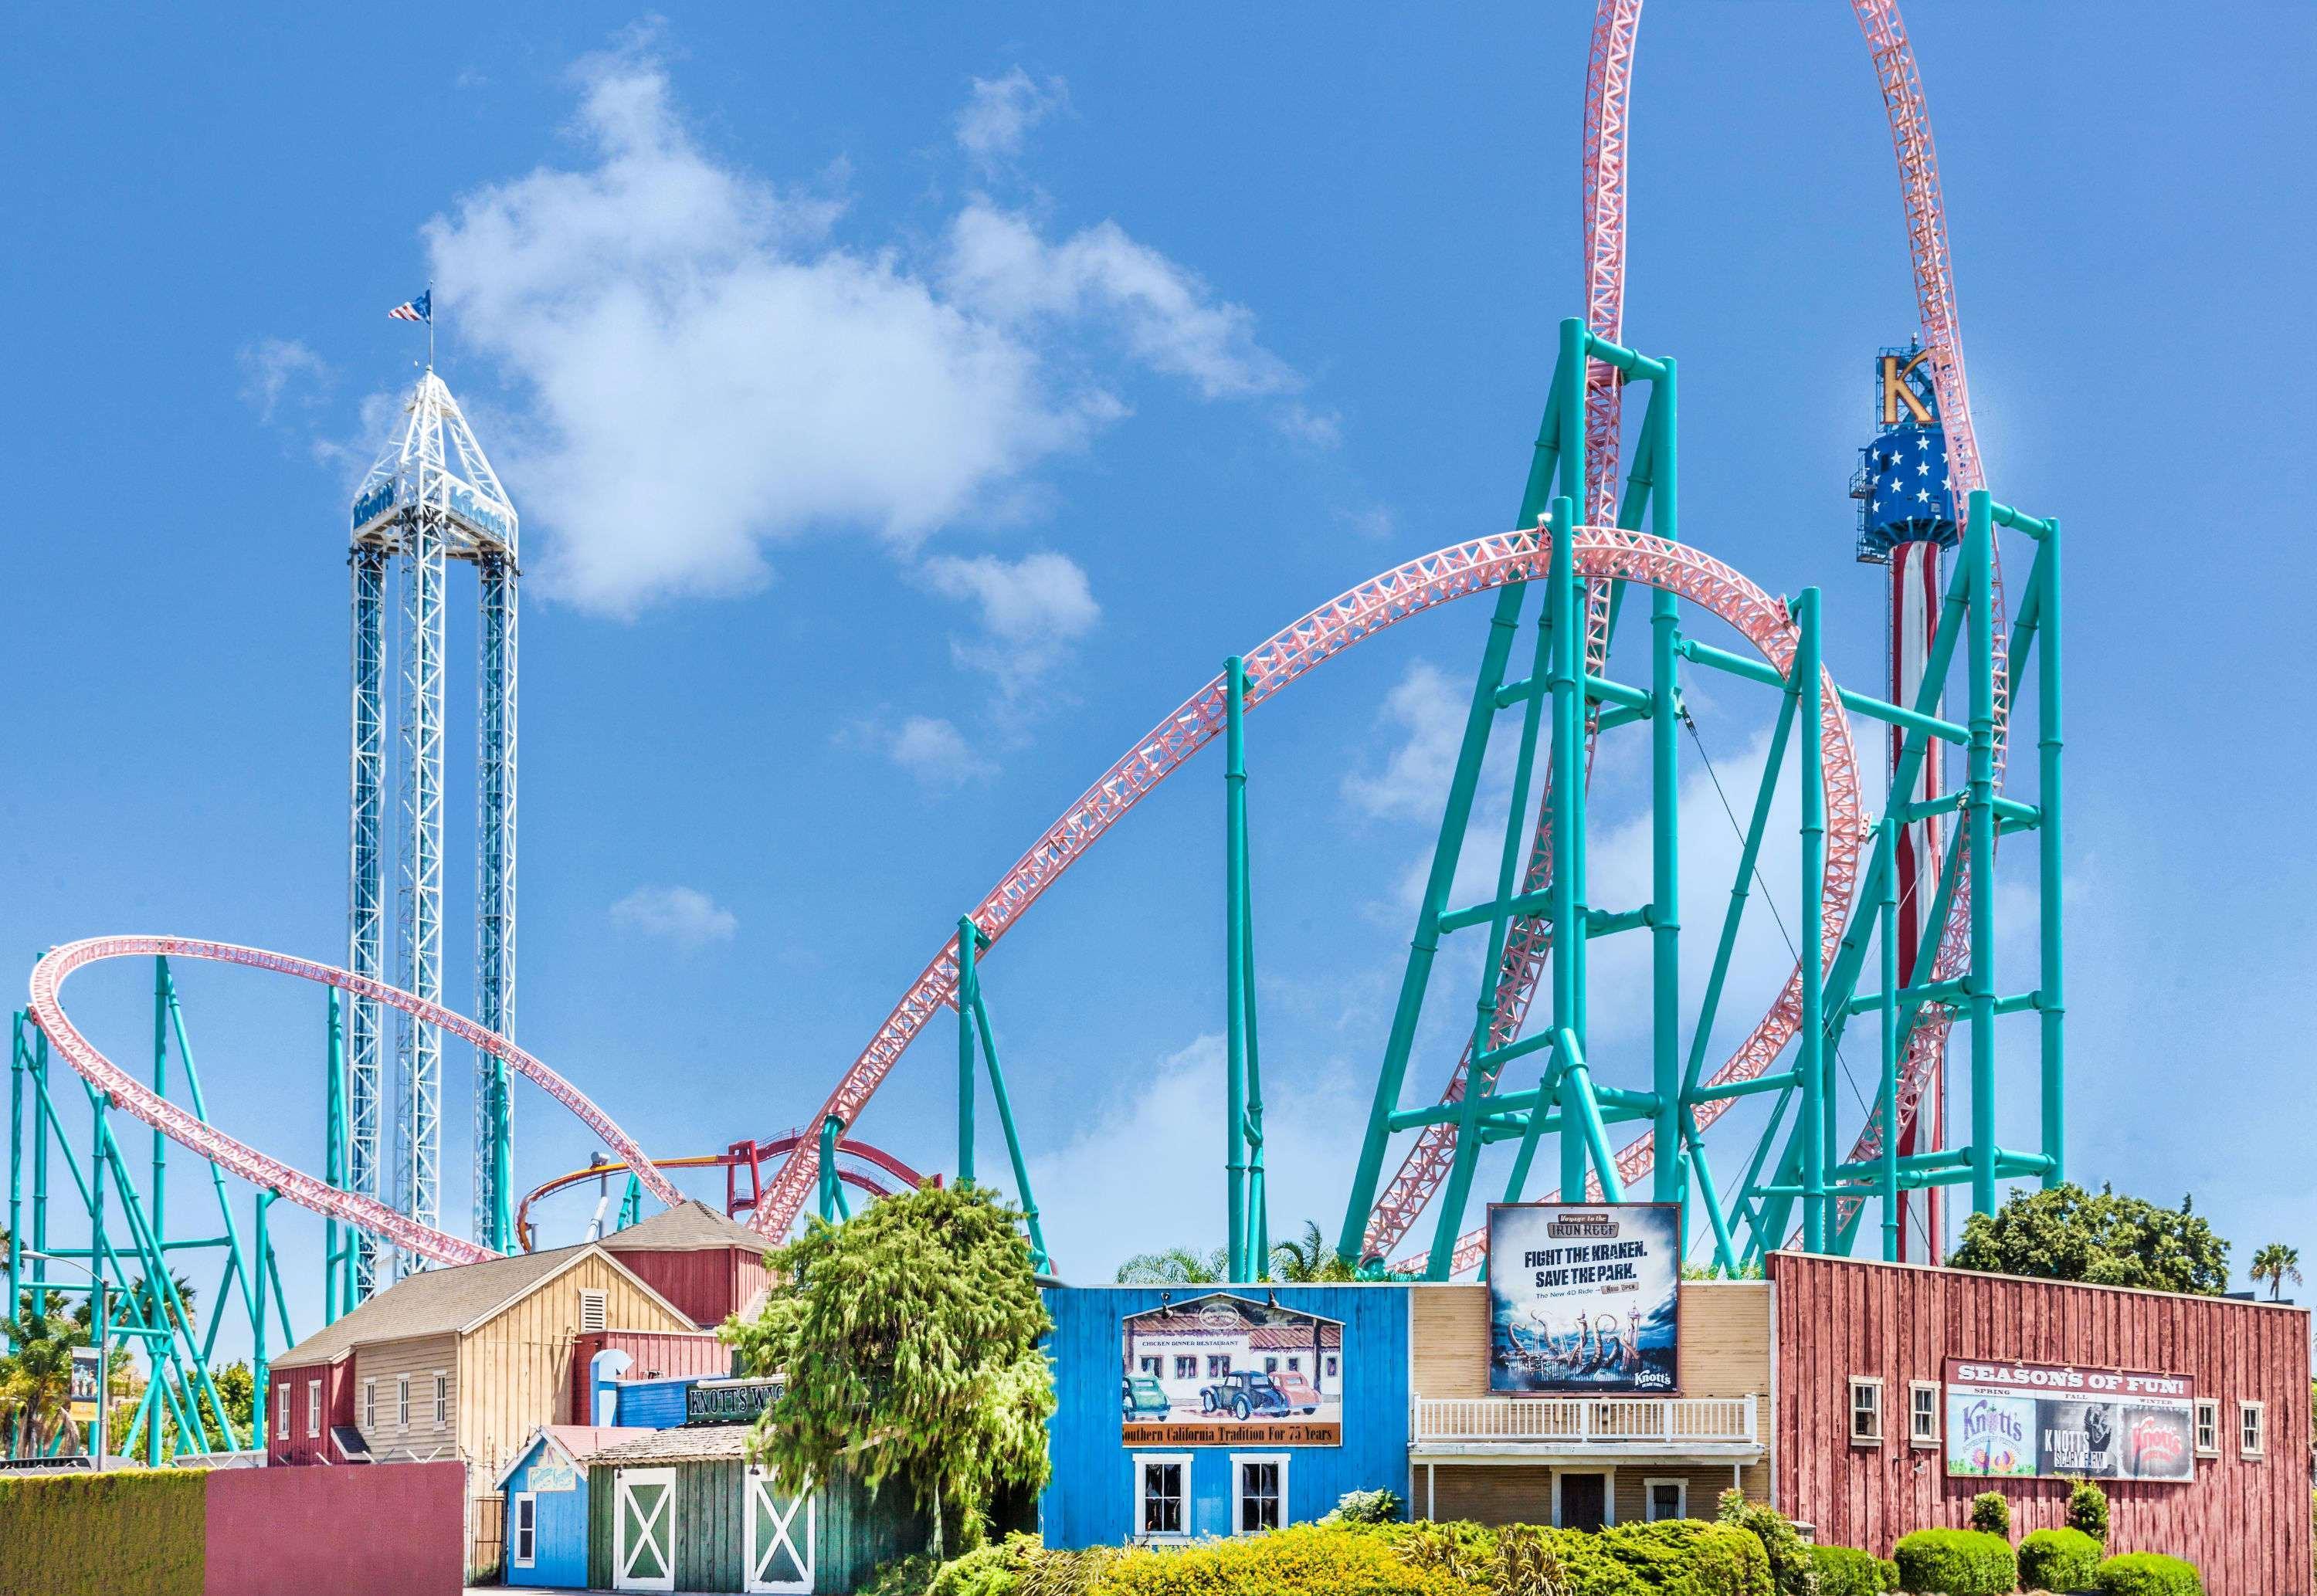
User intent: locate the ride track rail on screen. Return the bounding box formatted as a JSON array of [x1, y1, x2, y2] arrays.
[[760, 0, 2009, 1270], [27, 936, 682, 1269], [751, 524, 1869, 1239]]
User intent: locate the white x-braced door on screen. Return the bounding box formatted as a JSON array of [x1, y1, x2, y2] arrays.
[[613, 1467, 677, 1592], [744, 1465, 816, 1594]]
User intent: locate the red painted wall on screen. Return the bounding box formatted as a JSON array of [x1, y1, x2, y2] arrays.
[[264, 1357, 354, 1465], [568, 1328, 731, 1418], [606, 1243, 766, 1328], [204, 1459, 463, 1596], [1769, 1252, 2311, 1594]]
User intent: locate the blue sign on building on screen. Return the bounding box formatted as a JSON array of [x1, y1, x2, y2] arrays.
[[1040, 1284, 1413, 1547]]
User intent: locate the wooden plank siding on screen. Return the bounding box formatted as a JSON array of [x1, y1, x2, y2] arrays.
[[608, 1243, 770, 1330], [456, 1250, 696, 1483], [355, 1331, 460, 1462], [1769, 1252, 2312, 1594], [569, 1327, 733, 1420], [587, 1460, 932, 1593], [1411, 1281, 1772, 1506], [265, 1354, 355, 1465]]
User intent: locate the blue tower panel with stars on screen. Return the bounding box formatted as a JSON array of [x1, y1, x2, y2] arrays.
[[1856, 425, 1960, 560]]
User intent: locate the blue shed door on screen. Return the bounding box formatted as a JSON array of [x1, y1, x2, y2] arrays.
[[743, 1465, 816, 1593]]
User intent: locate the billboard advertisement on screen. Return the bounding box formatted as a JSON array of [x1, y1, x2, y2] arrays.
[[1120, 1293, 1342, 1446], [1944, 1358, 2195, 1482], [1487, 1202, 1680, 1394]]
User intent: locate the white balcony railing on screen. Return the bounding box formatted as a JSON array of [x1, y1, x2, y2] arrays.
[[1413, 1394, 1757, 1447]]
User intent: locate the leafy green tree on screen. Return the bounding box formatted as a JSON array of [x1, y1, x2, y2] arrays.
[[2250, 1242, 2303, 1302], [0, 1293, 93, 1455], [723, 1181, 1053, 1559], [1269, 1222, 1361, 1283], [1949, 1183, 2229, 1296], [1114, 1245, 1228, 1284]]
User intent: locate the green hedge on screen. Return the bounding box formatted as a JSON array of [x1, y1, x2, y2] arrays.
[[2093, 1552, 2203, 1596], [2018, 1527, 2104, 1593], [1811, 1543, 1896, 1596], [1099, 1523, 1477, 1594], [0, 1469, 205, 1596], [1893, 1528, 2017, 1596]]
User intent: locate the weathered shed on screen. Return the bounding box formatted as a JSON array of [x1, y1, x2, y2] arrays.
[[586, 1425, 929, 1594], [497, 1424, 644, 1589]]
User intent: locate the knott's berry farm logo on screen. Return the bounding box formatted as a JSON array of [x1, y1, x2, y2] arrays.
[[1956, 1398, 2031, 1476], [1545, 1211, 1620, 1241], [2129, 1415, 2185, 1472], [1196, 1301, 1250, 1331]]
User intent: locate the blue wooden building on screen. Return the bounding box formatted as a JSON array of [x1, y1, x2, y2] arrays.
[[1040, 1283, 1413, 1547], [497, 1425, 644, 1588]]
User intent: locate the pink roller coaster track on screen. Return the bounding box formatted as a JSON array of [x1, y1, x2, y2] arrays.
[[756, 0, 2008, 1268], [27, 937, 683, 1269]]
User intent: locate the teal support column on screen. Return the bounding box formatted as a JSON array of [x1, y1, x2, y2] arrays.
[[1549, 491, 1591, 1205], [150, 960, 166, 1275], [1965, 493, 1999, 1216], [325, 989, 346, 1327], [1225, 655, 1251, 1282], [1648, 357, 1681, 1205], [31, 1028, 48, 1303], [250, 1189, 274, 1452], [956, 919, 979, 1188], [816, 1116, 849, 1223], [1878, 829, 1901, 1260], [2036, 520, 2065, 1188], [7, 1015, 23, 1344], [1796, 588, 1827, 1251]]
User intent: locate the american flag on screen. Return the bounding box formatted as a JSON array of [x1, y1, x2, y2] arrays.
[[388, 290, 431, 324]]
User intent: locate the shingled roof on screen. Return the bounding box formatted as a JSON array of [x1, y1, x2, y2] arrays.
[[586, 1422, 758, 1466], [602, 1198, 772, 1255], [270, 1242, 677, 1368]]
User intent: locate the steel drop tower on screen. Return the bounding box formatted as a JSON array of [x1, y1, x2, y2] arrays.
[[1851, 343, 1958, 1262], [348, 368, 518, 1293]]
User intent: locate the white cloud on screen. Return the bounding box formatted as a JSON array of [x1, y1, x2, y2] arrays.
[[1026, 1034, 1367, 1278], [955, 69, 1067, 168], [880, 715, 996, 789], [921, 550, 1100, 695], [422, 43, 1303, 617], [610, 884, 738, 946], [237, 337, 331, 422], [1344, 661, 1468, 822], [943, 203, 1301, 402], [1342, 504, 1397, 541]]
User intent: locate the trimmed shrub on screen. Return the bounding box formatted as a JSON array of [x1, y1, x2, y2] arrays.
[[1600, 1520, 1773, 1596], [2018, 1527, 2103, 1594], [1969, 1492, 2011, 1538], [2092, 1553, 2202, 1596], [2066, 1478, 2109, 1545], [1098, 1523, 1483, 1595], [1892, 1528, 2017, 1596], [1809, 1545, 1887, 1596], [0, 1469, 205, 1596], [1325, 1488, 1406, 1526], [1717, 1490, 1818, 1596], [860, 1555, 941, 1596], [1877, 1558, 1900, 1592]]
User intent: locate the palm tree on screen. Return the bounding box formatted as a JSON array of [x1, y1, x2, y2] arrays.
[[0, 1299, 87, 1457], [1269, 1221, 1359, 1283], [1114, 1246, 1229, 1285], [129, 1272, 198, 1335], [2250, 1242, 2302, 1303]]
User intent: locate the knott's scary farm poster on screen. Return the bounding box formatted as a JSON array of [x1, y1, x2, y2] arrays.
[[1487, 1203, 1680, 1395], [1944, 1358, 2196, 1482], [1120, 1293, 1344, 1445]]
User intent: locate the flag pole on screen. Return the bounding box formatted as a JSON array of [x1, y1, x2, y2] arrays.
[[426, 281, 435, 371]]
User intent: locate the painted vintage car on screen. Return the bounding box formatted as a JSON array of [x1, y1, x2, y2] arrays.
[[1196, 1370, 1313, 1419], [1121, 1374, 1172, 1421]]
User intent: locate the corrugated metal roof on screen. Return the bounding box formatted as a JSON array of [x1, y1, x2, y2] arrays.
[[602, 1199, 773, 1255], [587, 1423, 759, 1466]]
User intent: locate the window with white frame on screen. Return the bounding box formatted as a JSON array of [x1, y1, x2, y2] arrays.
[[362, 1379, 377, 1430], [276, 1387, 290, 1439], [307, 1378, 321, 1438], [579, 1288, 607, 1333], [511, 1493, 537, 1567], [1908, 1381, 1941, 1446], [2239, 1400, 2264, 1459], [396, 1374, 410, 1428], [1233, 1453, 1288, 1533], [1848, 1377, 1884, 1445], [1135, 1454, 1191, 1540], [2193, 1399, 2219, 1456], [1643, 1479, 1686, 1522], [433, 1372, 448, 1425]]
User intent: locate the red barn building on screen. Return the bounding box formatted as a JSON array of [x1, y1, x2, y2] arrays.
[[1769, 1252, 2310, 1594]]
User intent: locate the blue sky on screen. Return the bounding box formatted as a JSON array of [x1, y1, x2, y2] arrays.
[[5, 5, 2312, 1359]]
